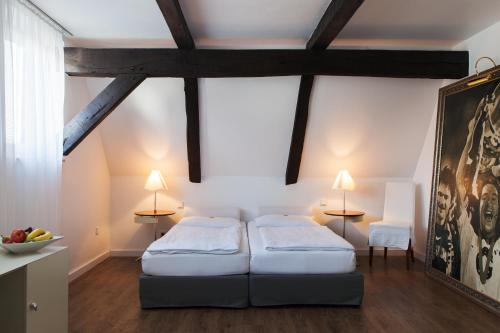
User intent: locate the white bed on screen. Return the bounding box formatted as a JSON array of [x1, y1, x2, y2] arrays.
[[247, 207, 363, 306], [248, 220, 356, 274], [142, 221, 249, 276], [140, 207, 250, 308]]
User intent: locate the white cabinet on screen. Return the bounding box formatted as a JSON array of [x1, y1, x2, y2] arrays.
[[0, 246, 68, 333]]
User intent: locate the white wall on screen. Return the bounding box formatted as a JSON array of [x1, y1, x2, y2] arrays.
[[67, 29, 500, 258], [87, 76, 441, 179], [412, 108, 438, 259], [83, 75, 444, 255], [60, 77, 111, 278], [110, 175, 409, 255], [455, 20, 500, 74], [412, 19, 500, 259]]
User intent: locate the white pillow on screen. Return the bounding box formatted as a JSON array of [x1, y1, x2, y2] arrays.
[[254, 214, 318, 228], [178, 216, 240, 228]]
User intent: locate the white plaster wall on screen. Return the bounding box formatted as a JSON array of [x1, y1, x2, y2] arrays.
[[455, 20, 500, 74], [87, 76, 441, 179], [412, 108, 438, 259], [412, 19, 500, 259], [110, 175, 409, 254], [85, 74, 443, 255], [60, 77, 111, 275]]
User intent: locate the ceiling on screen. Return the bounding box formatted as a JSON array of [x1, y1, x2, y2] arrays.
[[34, 0, 500, 48], [42, 0, 500, 179]]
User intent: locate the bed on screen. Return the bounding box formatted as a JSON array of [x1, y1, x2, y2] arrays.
[[248, 207, 364, 306], [139, 207, 250, 308]]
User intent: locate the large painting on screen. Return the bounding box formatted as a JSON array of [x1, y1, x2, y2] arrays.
[[426, 65, 500, 315]]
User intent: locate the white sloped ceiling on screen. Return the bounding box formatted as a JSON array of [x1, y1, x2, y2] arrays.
[[84, 75, 441, 178]]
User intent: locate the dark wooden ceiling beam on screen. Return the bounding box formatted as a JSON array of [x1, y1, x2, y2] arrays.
[[286, 0, 365, 184], [183, 79, 201, 183], [63, 75, 146, 156], [286, 75, 314, 184], [156, 0, 195, 49], [306, 0, 365, 50], [65, 48, 468, 79], [156, 0, 201, 183], [184, 78, 201, 182]]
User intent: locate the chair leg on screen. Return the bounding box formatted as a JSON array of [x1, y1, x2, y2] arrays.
[[384, 247, 387, 260], [411, 246, 415, 263], [406, 239, 412, 270], [369, 246, 373, 266]]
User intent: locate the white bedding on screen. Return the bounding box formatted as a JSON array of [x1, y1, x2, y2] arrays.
[[259, 226, 354, 252], [248, 221, 356, 274], [142, 222, 250, 276], [146, 224, 241, 254]]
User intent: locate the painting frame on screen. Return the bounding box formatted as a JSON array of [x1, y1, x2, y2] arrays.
[[425, 64, 500, 316]]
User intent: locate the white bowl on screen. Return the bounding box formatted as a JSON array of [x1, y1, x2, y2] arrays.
[[1, 236, 64, 254]]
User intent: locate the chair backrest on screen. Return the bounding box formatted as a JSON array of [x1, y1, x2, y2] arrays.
[[382, 182, 415, 226]]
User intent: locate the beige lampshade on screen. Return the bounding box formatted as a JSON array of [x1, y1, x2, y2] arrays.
[[332, 169, 355, 191], [144, 170, 168, 192]]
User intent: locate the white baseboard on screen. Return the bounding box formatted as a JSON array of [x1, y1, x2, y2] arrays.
[[356, 247, 405, 256], [65, 243, 427, 282], [110, 249, 143, 257], [107, 248, 427, 261], [356, 247, 425, 262], [69, 251, 110, 282], [414, 249, 426, 262]]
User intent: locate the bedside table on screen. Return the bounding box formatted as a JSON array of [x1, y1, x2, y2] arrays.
[[134, 210, 176, 241], [323, 209, 365, 239]]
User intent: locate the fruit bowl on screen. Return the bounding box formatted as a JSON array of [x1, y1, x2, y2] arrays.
[[1, 236, 64, 254]]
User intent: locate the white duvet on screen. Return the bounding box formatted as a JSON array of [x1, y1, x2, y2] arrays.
[[146, 224, 241, 255], [259, 226, 355, 252]]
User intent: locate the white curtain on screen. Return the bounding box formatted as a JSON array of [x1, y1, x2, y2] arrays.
[[0, 0, 65, 235]]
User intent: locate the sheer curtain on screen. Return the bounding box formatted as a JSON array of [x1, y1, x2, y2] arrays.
[[0, 0, 65, 235]]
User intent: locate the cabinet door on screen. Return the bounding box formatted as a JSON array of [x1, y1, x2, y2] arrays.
[[26, 249, 68, 333], [0, 267, 27, 332]]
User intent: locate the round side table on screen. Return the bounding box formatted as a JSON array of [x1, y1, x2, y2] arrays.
[[134, 210, 176, 241], [323, 210, 365, 238]]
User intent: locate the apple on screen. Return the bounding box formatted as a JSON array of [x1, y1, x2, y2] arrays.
[[10, 229, 27, 243]]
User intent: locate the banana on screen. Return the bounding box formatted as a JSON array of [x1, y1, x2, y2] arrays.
[[33, 231, 52, 242], [26, 228, 45, 241]]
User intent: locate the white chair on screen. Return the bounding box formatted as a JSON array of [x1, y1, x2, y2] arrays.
[[368, 182, 415, 269]]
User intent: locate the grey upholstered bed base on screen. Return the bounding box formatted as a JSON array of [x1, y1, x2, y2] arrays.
[[139, 274, 249, 308], [249, 272, 364, 307], [140, 272, 363, 308]]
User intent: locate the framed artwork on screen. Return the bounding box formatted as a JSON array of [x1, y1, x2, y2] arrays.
[[426, 64, 500, 315]]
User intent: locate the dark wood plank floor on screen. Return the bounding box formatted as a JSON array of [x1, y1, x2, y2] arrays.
[[69, 256, 500, 333]]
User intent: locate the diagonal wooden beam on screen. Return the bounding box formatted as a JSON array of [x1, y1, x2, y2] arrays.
[[63, 74, 146, 156], [286, 0, 365, 185], [156, 0, 195, 49], [65, 48, 468, 79], [306, 0, 365, 50], [156, 0, 201, 183]]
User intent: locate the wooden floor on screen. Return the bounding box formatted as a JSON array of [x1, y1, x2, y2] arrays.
[[69, 256, 500, 333]]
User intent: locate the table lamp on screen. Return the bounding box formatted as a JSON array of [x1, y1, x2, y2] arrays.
[[332, 169, 356, 213], [144, 170, 168, 213]]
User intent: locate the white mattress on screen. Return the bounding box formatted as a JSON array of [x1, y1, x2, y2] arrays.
[[248, 221, 356, 274], [142, 222, 250, 276]]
